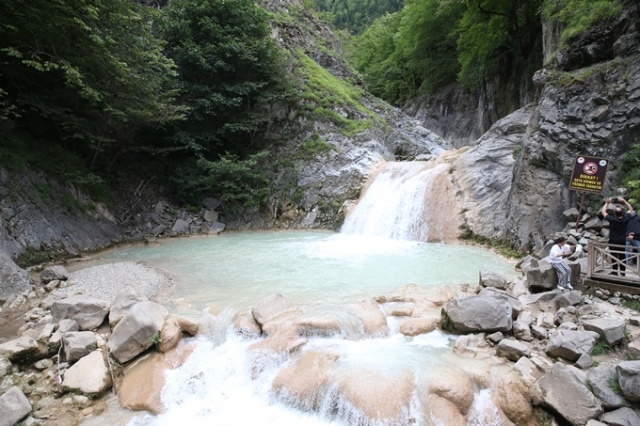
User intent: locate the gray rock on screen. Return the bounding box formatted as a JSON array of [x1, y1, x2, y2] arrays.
[[587, 364, 628, 410], [444, 295, 512, 333], [51, 295, 109, 331], [545, 329, 600, 361], [496, 339, 531, 362], [107, 301, 168, 363], [616, 361, 640, 402], [62, 331, 97, 363], [582, 317, 626, 346], [539, 363, 603, 425], [0, 386, 32, 426], [599, 407, 640, 426], [61, 350, 112, 396], [575, 353, 594, 369], [479, 270, 508, 289], [40, 265, 69, 283], [109, 286, 146, 327], [0, 251, 32, 299], [0, 336, 40, 362]]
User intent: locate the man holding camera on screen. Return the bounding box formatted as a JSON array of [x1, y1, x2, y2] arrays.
[[602, 197, 635, 276]]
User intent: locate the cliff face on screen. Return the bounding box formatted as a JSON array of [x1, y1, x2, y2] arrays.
[[450, 3, 640, 251]]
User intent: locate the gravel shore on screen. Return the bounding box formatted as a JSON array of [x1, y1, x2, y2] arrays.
[[66, 261, 174, 303]]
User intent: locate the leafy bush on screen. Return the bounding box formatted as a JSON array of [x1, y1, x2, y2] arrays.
[[172, 151, 272, 211]]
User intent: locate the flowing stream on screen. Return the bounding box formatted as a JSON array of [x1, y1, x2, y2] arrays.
[[81, 161, 517, 426]]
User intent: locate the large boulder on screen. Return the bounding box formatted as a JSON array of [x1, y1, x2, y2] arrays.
[[107, 301, 168, 364], [61, 350, 112, 396], [0, 251, 32, 299], [109, 286, 147, 327], [616, 361, 640, 402], [0, 336, 41, 362], [40, 265, 69, 283], [51, 295, 109, 331], [587, 363, 627, 410], [0, 386, 32, 426], [443, 295, 512, 333], [251, 293, 301, 327], [333, 369, 415, 424], [118, 345, 195, 414], [545, 329, 600, 361], [538, 363, 603, 425], [272, 350, 339, 410], [582, 317, 626, 346]]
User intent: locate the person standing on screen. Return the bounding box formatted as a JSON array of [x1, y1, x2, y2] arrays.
[[626, 210, 640, 265], [550, 236, 574, 290], [602, 197, 634, 276]]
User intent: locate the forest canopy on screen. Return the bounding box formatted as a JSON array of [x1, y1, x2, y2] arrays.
[[353, 0, 626, 104], [0, 0, 284, 208]]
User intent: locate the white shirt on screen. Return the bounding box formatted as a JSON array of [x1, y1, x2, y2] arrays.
[[550, 243, 570, 264]]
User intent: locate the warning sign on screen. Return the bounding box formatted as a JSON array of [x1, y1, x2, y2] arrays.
[[569, 155, 609, 193]]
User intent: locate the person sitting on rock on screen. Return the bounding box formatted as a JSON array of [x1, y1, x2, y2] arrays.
[[549, 236, 574, 290]]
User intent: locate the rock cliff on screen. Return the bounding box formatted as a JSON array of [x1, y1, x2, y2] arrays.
[[449, 3, 640, 251]]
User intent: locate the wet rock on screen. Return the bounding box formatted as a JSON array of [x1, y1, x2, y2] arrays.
[[159, 315, 199, 353], [251, 293, 301, 326], [272, 350, 339, 410]]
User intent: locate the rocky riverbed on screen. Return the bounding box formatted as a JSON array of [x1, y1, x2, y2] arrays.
[[2, 249, 640, 425]]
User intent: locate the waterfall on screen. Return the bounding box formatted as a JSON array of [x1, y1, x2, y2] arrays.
[[341, 161, 458, 242]]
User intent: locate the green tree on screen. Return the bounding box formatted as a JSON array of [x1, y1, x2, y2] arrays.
[[159, 0, 282, 159], [158, 0, 284, 208], [456, 0, 542, 88], [0, 0, 182, 167]]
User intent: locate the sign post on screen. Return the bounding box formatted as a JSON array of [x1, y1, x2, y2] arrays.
[[569, 155, 609, 230]]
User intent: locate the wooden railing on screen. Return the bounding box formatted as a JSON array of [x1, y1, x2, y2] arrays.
[[585, 240, 640, 293]]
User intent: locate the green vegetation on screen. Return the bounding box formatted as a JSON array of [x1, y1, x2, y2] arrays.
[[0, 0, 289, 213], [439, 310, 454, 332], [543, 0, 624, 46], [591, 340, 612, 356], [458, 224, 522, 258], [617, 144, 640, 207], [608, 376, 623, 394], [314, 0, 404, 35], [621, 299, 640, 313], [151, 332, 162, 351], [352, 0, 627, 105]]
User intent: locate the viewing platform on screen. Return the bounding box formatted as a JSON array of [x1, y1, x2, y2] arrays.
[[583, 241, 640, 294]]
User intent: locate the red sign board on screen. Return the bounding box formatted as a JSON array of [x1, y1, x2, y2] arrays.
[[569, 155, 609, 193]]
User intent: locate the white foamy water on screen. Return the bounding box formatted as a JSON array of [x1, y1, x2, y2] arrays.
[[78, 158, 515, 425], [341, 162, 457, 242]]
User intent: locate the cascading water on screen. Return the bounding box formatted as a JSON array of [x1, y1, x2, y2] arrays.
[[341, 161, 458, 242], [79, 161, 513, 426]]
